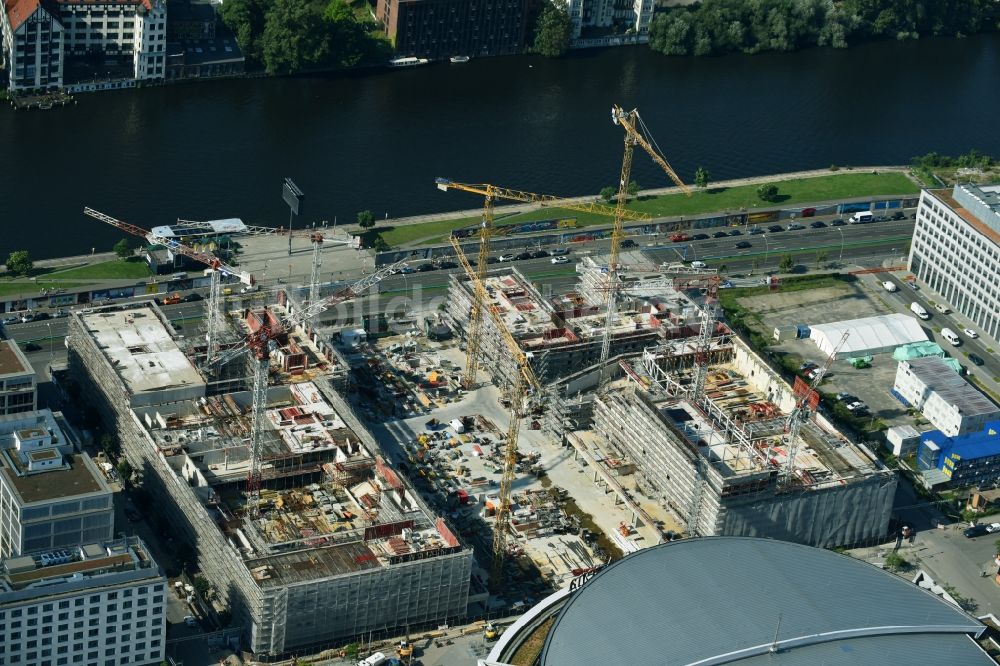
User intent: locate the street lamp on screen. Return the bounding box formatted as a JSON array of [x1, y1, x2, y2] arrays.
[[45, 322, 53, 363], [837, 227, 845, 263], [763, 233, 770, 267]]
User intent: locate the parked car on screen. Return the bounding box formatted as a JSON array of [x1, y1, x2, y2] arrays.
[[498, 254, 515, 262], [799, 361, 818, 371], [713, 231, 729, 238], [835, 393, 856, 403], [786, 223, 805, 231], [23, 342, 42, 352], [550, 248, 569, 256], [767, 225, 784, 233], [691, 233, 710, 241], [969, 353, 985, 366], [735, 241, 753, 249], [873, 215, 889, 222], [182, 293, 203, 302], [514, 251, 533, 260], [417, 263, 436, 272], [891, 211, 906, 220], [531, 250, 550, 259], [486, 256, 499, 264], [33, 312, 50, 321], [748, 227, 765, 235], [830, 219, 846, 226], [810, 221, 827, 229], [620, 239, 637, 248], [728, 229, 742, 236], [934, 303, 950, 314], [551, 256, 570, 265], [964, 523, 1000, 538], [846, 401, 867, 412], [690, 261, 707, 268], [2, 317, 18, 325], [963, 328, 979, 339], [437, 261, 458, 270], [19, 312, 34, 323], [399, 266, 417, 274]]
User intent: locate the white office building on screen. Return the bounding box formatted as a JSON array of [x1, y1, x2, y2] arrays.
[[893, 357, 1000, 438], [909, 183, 1000, 342], [564, 0, 653, 39], [0, 410, 114, 559], [0, 536, 167, 666], [0, 0, 64, 91], [0, 341, 36, 417]]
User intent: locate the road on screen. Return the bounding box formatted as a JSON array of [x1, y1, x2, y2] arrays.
[[881, 273, 1000, 396]]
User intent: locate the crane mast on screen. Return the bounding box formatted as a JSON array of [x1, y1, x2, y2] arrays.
[[783, 331, 850, 483], [450, 235, 540, 588], [599, 106, 692, 389], [436, 178, 651, 390]]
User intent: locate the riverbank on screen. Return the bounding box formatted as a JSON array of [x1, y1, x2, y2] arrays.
[[366, 167, 919, 248]]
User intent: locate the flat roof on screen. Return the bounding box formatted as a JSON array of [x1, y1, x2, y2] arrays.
[[542, 537, 990, 665], [0, 340, 32, 378], [904, 357, 998, 417], [0, 453, 107, 504], [78, 304, 205, 399]]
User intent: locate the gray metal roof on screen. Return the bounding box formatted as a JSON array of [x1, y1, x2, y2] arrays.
[[541, 537, 990, 666]]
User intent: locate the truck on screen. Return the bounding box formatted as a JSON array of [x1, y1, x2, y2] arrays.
[[850, 211, 873, 224], [909, 302, 929, 320], [881, 281, 898, 293], [161, 293, 182, 305]]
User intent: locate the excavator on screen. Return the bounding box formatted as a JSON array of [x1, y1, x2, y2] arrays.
[[484, 621, 500, 641]]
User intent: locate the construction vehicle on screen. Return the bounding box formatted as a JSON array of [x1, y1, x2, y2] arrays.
[[161, 293, 182, 305], [450, 235, 542, 588], [397, 640, 414, 658], [484, 622, 500, 641], [436, 178, 652, 391]]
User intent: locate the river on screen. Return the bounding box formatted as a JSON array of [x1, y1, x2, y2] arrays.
[[2, 33, 999, 259]]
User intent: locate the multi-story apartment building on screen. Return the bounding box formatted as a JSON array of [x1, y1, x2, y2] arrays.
[[0, 409, 114, 559], [0, 536, 167, 666], [376, 0, 539, 59], [1, 0, 165, 91], [893, 357, 1000, 438], [565, 0, 653, 39], [909, 183, 1000, 342], [0, 341, 36, 416], [1, 0, 64, 91]]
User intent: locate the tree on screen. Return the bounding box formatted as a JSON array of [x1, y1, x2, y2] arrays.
[[100, 434, 118, 458], [192, 575, 212, 599], [884, 551, 908, 572], [600, 186, 616, 203], [261, 0, 331, 75], [356, 210, 375, 230], [113, 238, 133, 260], [694, 166, 711, 189], [815, 250, 828, 267], [4, 250, 32, 276], [626, 180, 640, 197], [778, 254, 795, 273], [372, 236, 390, 252], [533, 0, 572, 58], [218, 0, 269, 64], [757, 183, 779, 202], [116, 459, 133, 485]]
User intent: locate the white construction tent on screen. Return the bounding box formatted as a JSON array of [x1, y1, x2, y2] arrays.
[[810, 313, 928, 358]]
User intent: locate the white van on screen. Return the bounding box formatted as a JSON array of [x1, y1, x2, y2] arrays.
[[450, 418, 466, 434], [850, 211, 873, 224], [357, 652, 387, 666], [941, 328, 961, 346], [882, 281, 898, 293], [910, 302, 929, 320]]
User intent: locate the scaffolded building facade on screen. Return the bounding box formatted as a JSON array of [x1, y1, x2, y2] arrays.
[[67, 302, 473, 657]]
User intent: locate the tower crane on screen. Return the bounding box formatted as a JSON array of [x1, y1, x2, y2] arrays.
[[782, 330, 850, 484], [84, 207, 255, 362], [450, 235, 541, 588], [206, 259, 406, 516], [435, 178, 651, 390], [599, 105, 692, 388]]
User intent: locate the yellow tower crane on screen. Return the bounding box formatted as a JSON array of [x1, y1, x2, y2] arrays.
[[599, 105, 693, 387], [435, 177, 651, 390], [450, 235, 542, 588]]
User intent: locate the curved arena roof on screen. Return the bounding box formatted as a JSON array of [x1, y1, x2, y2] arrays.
[[539, 537, 990, 666]]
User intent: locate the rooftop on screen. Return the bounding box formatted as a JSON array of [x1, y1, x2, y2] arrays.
[[541, 537, 990, 666], [0, 340, 32, 378], [810, 313, 927, 355], [931, 187, 1000, 247], [77, 304, 206, 404], [0, 452, 106, 504], [921, 421, 1000, 462], [903, 356, 999, 417], [0, 537, 158, 597]]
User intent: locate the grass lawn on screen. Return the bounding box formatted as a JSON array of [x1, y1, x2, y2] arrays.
[[45, 258, 152, 280], [384, 171, 918, 248], [0, 281, 86, 297]]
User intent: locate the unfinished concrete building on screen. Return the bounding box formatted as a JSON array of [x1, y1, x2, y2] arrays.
[[67, 301, 473, 657], [446, 265, 710, 389], [593, 337, 897, 548]]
